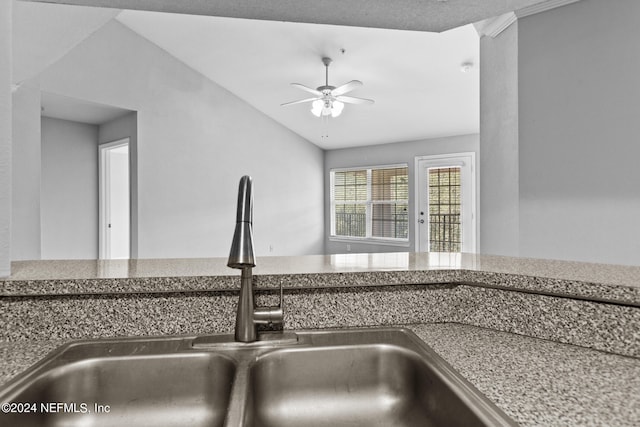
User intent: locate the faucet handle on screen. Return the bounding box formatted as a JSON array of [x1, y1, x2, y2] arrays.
[[253, 281, 284, 326], [254, 306, 283, 325]]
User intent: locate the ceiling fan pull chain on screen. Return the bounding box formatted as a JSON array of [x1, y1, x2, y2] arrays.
[[321, 114, 330, 139]]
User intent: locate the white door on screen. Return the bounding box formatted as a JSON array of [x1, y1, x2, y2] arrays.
[[415, 153, 476, 253], [99, 139, 130, 259]]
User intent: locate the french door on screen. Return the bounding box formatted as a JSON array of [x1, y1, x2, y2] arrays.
[[415, 153, 476, 253]]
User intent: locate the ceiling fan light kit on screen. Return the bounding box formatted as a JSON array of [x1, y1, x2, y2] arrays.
[[311, 99, 344, 118], [282, 56, 374, 119]]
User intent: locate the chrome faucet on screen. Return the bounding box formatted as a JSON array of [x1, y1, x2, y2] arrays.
[[228, 175, 283, 342]]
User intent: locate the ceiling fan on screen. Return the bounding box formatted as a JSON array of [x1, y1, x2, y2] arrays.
[[281, 57, 374, 118]]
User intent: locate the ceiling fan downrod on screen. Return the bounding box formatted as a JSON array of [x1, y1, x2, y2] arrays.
[[321, 57, 333, 92]]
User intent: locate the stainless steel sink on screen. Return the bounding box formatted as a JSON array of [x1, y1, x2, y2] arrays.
[[0, 337, 236, 427], [247, 345, 487, 427], [0, 328, 518, 427]]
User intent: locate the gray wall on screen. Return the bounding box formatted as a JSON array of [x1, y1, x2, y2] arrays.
[[41, 117, 99, 259], [0, 1, 11, 276], [324, 134, 479, 254], [479, 0, 640, 265], [11, 103, 135, 260], [99, 112, 138, 257], [6, 0, 638, 271], [11, 82, 41, 260], [479, 22, 519, 257], [33, 20, 324, 259], [517, 0, 640, 265]]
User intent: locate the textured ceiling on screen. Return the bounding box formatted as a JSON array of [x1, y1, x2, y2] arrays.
[[19, 0, 555, 32]]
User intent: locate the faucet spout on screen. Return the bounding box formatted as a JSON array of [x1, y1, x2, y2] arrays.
[[235, 267, 257, 342], [228, 176, 255, 269], [228, 176, 283, 342]]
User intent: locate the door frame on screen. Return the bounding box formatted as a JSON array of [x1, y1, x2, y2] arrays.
[[414, 152, 477, 253], [98, 138, 130, 259]]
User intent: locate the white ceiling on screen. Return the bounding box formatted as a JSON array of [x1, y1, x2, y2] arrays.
[[41, 91, 132, 125], [116, 10, 480, 149], [12, 2, 119, 84], [13, 0, 552, 149]]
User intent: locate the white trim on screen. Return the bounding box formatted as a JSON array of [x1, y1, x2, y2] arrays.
[[475, 0, 582, 38], [475, 12, 517, 38], [329, 163, 408, 173], [329, 171, 336, 237], [365, 169, 373, 238], [414, 153, 474, 166], [98, 138, 130, 260], [515, 0, 582, 18], [329, 236, 411, 247], [414, 152, 477, 254]]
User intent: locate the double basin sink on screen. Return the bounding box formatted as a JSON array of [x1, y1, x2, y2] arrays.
[[0, 328, 518, 426]]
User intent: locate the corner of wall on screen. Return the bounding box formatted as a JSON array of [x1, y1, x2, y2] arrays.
[[479, 20, 519, 257], [0, 0, 13, 275]]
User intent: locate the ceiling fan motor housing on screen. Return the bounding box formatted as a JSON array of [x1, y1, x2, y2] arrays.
[[318, 86, 335, 94]]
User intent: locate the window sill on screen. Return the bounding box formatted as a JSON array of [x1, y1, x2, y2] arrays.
[[328, 236, 411, 247]]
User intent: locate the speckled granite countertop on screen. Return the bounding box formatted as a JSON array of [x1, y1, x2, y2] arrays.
[[408, 324, 640, 427], [1, 323, 638, 427], [2, 253, 639, 306]]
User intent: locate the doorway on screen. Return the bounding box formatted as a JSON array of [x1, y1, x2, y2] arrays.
[[415, 153, 476, 254], [99, 138, 130, 259]]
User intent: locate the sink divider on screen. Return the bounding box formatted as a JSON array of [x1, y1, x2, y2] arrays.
[[223, 359, 252, 427]]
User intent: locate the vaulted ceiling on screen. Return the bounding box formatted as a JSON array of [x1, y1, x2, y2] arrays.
[[13, 0, 560, 149]]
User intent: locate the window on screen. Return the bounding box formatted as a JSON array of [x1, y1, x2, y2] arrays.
[[428, 167, 461, 252], [330, 165, 409, 242]]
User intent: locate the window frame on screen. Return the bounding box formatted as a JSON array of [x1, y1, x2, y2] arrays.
[[329, 163, 410, 246]]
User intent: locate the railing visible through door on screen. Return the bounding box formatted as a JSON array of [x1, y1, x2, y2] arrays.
[[428, 167, 461, 252]]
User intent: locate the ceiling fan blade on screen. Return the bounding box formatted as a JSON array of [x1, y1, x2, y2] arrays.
[[291, 83, 322, 96], [281, 97, 319, 107], [335, 95, 374, 105], [331, 80, 363, 96]]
